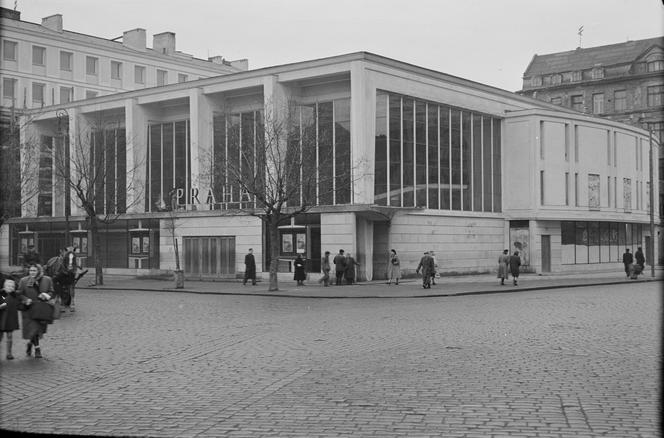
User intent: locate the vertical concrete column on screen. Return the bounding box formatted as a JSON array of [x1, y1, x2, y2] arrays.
[[355, 216, 374, 281], [189, 88, 213, 196], [350, 60, 375, 204], [125, 98, 148, 213]]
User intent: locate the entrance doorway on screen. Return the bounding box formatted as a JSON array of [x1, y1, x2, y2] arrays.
[[184, 236, 236, 278], [541, 235, 551, 273]]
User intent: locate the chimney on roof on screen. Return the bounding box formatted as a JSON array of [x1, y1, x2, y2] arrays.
[[123, 28, 146, 51], [42, 14, 63, 32], [153, 32, 175, 55], [208, 55, 224, 64], [230, 59, 249, 71], [0, 7, 21, 20]]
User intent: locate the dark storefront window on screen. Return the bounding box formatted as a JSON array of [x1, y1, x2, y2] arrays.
[[561, 221, 644, 264], [146, 120, 190, 212]]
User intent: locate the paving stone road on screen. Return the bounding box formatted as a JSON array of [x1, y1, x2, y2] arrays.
[[0, 282, 660, 437]]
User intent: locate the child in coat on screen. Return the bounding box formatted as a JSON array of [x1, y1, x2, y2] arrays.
[[0, 279, 20, 360]]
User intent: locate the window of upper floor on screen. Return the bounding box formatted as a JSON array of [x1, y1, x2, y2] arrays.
[[60, 51, 73, 72], [591, 67, 604, 80], [60, 86, 73, 104], [571, 71, 582, 82], [647, 60, 664, 72], [86, 56, 98, 75], [550, 96, 562, 105], [647, 85, 663, 107], [32, 82, 45, 105], [157, 69, 168, 86], [551, 74, 562, 85], [2, 40, 18, 61], [592, 93, 604, 114], [178, 73, 188, 83], [32, 45, 46, 66], [3, 77, 17, 101], [135, 65, 145, 84], [111, 61, 122, 80], [614, 90, 626, 112], [531, 76, 542, 87], [571, 95, 584, 111], [86, 90, 98, 99]]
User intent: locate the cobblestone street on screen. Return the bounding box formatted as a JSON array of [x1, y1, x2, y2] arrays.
[[0, 282, 660, 437]]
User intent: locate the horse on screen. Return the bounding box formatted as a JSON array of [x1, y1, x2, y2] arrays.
[[45, 249, 77, 311]]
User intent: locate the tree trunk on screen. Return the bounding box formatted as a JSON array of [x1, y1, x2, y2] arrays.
[[268, 215, 280, 291], [90, 216, 103, 285]]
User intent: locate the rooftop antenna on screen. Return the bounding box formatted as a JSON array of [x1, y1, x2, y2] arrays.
[[14, 0, 17, 10], [578, 25, 584, 48]]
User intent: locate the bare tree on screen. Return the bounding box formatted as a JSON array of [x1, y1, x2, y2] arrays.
[[211, 99, 358, 291], [50, 112, 144, 286], [0, 108, 41, 228]]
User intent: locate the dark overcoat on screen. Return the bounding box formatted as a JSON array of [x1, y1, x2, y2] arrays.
[[509, 255, 521, 278], [293, 257, 306, 281], [17, 274, 55, 340], [0, 290, 20, 332]]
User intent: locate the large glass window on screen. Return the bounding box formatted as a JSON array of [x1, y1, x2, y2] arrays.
[[562, 221, 643, 264], [146, 120, 190, 211], [375, 91, 501, 212], [90, 126, 127, 215], [614, 90, 626, 112]]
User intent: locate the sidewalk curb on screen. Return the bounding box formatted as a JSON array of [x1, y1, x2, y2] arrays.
[[77, 277, 661, 299]]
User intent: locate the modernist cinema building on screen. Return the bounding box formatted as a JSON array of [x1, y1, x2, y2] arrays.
[[1, 52, 660, 280]]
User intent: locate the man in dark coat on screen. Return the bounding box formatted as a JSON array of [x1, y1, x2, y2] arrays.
[[622, 248, 633, 278], [416, 252, 435, 289], [243, 248, 256, 286], [333, 249, 346, 285], [293, 255, 306, 286], [633, 247, 645, 278], [509, 251, 521, 286]]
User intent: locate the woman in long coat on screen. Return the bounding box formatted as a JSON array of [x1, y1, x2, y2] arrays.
[[17, 264, 55, 359], [344, 253, 359, 285], [293, 255, 306, 286], [497, 249, 510, 285], [509, 251, 521, 286], [1, 278, 20, 360], [387, 249, 401, 285]]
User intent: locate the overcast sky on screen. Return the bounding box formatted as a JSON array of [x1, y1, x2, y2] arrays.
[[3, 0, 662, 92]]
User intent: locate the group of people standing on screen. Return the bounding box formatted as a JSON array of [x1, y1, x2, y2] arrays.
[[318, 249, 359, 286]]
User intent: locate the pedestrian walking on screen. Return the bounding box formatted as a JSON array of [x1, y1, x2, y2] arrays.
[[243, 248, 256, 286], [622, 248, 633, 278], [497, 249, 510, 285], [293, 255, 306, 286], [344, 252, 359, 285], [387, 249, 401, 285], [415, 251, 435, 289], [429, 250, 438, 285], [632, 247, 645, 279], [17, 264, 55, 359], [319, 251, 331, 287], [333, 249, 346, 285], [509, 251, 521, 286], [0, 279, 20, 360]]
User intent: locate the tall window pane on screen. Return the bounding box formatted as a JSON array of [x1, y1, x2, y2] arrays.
[[440, 106, 450, 209], [402, 98, 414, 206], [472, 114, 483, 211], [492, 119, 502, 212], [318, 102, 334, 205], [427, 104, 438, 209], [389, 95, 401, 206], [482, 116, 492, 211], [461, 111, 472, 210], [374, 93, 388, 205], [450, 109, 461, 210], [415, 101, 427, 207], [334, 99, 351, 204]]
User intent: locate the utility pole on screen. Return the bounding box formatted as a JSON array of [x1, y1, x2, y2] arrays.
[[648, 126, 655, 277]]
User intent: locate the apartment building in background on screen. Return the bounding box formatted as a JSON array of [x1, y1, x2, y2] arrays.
[[519, 37, 664, 243]]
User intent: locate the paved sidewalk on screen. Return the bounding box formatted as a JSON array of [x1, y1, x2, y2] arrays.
[[79, 267, 663, 298]]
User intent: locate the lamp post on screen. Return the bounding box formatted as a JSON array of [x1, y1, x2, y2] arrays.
[[648, 125, 655, 278]]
